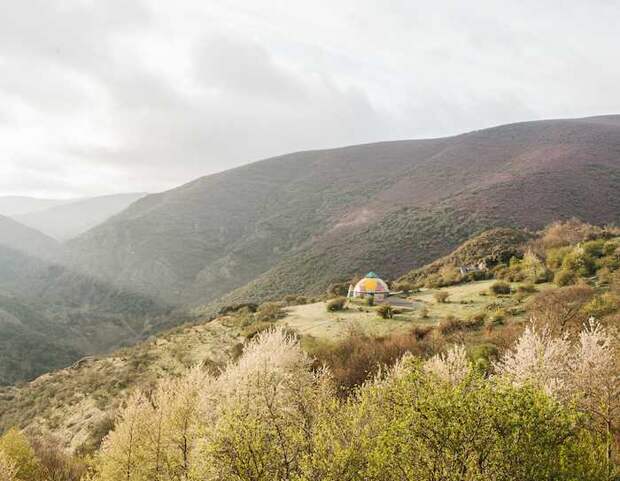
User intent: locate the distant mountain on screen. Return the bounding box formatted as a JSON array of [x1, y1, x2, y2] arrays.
[[14, 193, 147, 240], [0, 214, 60, 259], [0, 215, 178, 385], [68, 115, 620, 311], [0, 196, 72, 216]]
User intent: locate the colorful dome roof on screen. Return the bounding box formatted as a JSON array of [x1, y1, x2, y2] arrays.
[[353, 273, 389, 294]]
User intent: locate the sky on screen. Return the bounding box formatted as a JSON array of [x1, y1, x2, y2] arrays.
[[0, 0, 619, 198]]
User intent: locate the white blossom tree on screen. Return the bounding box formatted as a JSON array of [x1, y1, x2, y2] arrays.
[[494, 322, 573, 398], [424, 344, 470, 384]]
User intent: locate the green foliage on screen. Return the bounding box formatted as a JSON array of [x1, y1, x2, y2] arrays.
[[366, 296, 375, 307], [490, 280, 512, 295], [306, 364, 608, 481], [555, 269, 577, 286], [376, 304, 394, 319], [0, 428, 41, 481], [326, 297, 347, 312], [582, 293, 620, 318]]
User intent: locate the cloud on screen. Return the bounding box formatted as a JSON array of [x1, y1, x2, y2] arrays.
[[0, 0, 619, 197]]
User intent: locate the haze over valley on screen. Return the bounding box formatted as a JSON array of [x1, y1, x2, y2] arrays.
[[0, 2, 619, 480]]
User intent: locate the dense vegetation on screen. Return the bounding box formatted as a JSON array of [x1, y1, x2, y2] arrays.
[[2, 323, 616, 481], [1, 219, 619, 480]]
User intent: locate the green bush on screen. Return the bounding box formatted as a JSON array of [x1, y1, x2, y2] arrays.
[[561, 250, 595, 277], [377, 304, 394, 319], [581, 293, 620, 318], [487, 308, 506, 326], [326, 297, 347, 312], [516, 283, 537, 294], [489, 281, 511, 296], [555, 269, 577, 286], [366, 296, 375, 307]]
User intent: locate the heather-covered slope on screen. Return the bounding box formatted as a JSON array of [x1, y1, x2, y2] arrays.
[[69, 115, 620, 308]]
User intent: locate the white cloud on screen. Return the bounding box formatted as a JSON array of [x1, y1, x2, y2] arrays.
[[0, 0, 619, 196]]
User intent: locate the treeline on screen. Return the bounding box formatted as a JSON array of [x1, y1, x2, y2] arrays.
[[3, 321, 615, 481]]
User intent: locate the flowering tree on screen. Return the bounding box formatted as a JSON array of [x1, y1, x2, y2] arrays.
[[424, 344, 470, 384], [494, 323, 572, 398]]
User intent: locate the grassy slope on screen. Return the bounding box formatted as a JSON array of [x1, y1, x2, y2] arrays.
[[0, 277, 548, 451], [0, 318, 243, 452]]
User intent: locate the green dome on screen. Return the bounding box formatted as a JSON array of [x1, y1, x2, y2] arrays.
[[365, 271, 378, 278]]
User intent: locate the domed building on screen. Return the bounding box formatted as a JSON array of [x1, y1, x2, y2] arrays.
[[349, 272, 390, 301]]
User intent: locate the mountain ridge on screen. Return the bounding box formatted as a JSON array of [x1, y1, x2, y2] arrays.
[[67, 115, 620, 310]]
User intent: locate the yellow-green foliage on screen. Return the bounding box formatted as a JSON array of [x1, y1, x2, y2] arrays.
[[582, 293, 620, 318], [0, 429, 41, 481]]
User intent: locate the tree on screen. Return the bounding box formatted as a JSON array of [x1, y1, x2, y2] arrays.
[[424, 344, 470, 385], [0, 428, 41, 481], [494, 323, 572, 398], [527, 285, 594, 334], [570, 319, 620, 475], [195, 329, 332, 481], [307, 357, 606, 481], [0, 451, 18, 481]]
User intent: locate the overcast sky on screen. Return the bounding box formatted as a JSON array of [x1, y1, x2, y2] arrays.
[[1, 0, 619, 198]]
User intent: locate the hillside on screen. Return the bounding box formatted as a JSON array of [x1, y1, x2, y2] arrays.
[[68, 115, 620, 311], [0, 215, 61, 260], [4, 221, 618, 454], [14, 193, 147, 240], [0, 241, 179, 385]]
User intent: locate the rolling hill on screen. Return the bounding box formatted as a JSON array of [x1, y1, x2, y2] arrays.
[[0, 216, 179, 384], [0, 215, 61, 260], [67, 115, 620, 311], [0, 196, 72, 217], [12, 193, 147, 240]]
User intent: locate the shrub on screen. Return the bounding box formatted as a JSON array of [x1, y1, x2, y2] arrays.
[[255, 302, 285, 322], [411, 325, 432, 340], [490, 281, 511, 296], [366, 296, 375, 307], [561, 250, 595, 277], [308, 327, 430, 393], [438, 316, 462, 335], [555, 269, 577, 286], [327, 282, 349, 297], [581, 293, 620, 318], [516, 283, 537, 294], [487, 309, 506, 326], [326, 297, 347, 312], [433, 291, 450, 303], [377, 304, 394, 319]]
